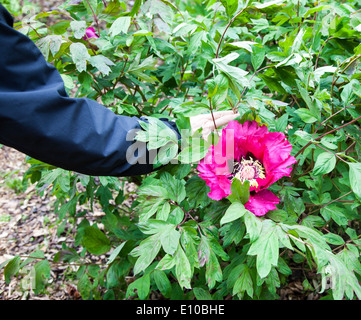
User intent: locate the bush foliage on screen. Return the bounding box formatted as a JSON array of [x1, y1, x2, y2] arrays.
[[3, 0, 361, 300]]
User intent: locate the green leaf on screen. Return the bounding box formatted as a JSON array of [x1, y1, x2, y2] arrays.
[[221, 0, 238, 17], [137, 184, 169, 199], [131, 234, 162, 275], [220, 201, 248, 225], [107, 242, 127, 265], [34, 260, 51, 294], [294, 108, 318, 123], [185, 176, 211, 208], [167, 206, 184, 225], [88, 55, 115, 76], [78, 273, 92, 300], [4, 256, 20, 284], [211, 74, 229, 107], [109, 16, 131, 37], [248, 220, 279, 278], [156, 254, 176, 270], [321, 205, 348, 226], [82, 226, 111, 255], [193, 287, 212, 300], [232, 265, 253, 298], [160, 172, 186, 203], [205, 249, 223, 289], [244, 210, 262, 242], [296, 80, 320, 121], [251, 45, 266, 71], [153, 269, 171, 297], [126, 274, 150, 299], [160, 225, 181, 255], [37, 35, 63, 61], [227, 179, 250, 204], [156, 201, 171, 221], [198, 236, 223, 289], [174, 246, 192, 289], [154, 142, 178, 166], [212, 53, 249, 87], [136, 117, 178, 149], [323, 233, 345, 245], [70, 20, 86, 39], [313, 152, 336, 175], [129, 0, 142, 16], [178, 135, 210, 164], [70, 42, 90, 72], [348, 162, 361, 199]]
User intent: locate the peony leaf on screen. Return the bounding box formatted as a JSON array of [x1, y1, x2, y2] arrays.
[[109, 16, 131, 37], [220, 201, 248, 225], [70, 20, 86, 39], [348, 162, 361, 199], [227, 178, 250, 204], [82, 226, 111, 255]]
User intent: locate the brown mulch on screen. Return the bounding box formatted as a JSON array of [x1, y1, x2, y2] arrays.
[[0, 146, 81, 300]]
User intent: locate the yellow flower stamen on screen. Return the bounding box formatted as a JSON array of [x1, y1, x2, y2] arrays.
[[233, 157, 265, 187]]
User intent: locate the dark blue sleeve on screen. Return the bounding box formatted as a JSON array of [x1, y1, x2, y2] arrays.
[[0, 6, 179, 177]]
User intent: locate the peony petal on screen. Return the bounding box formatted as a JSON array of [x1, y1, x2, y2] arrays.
[[244, 190, 280, 216], [83, 27, 99, 39], [197, 145, 232, 200], [197, 120, 297, 203]]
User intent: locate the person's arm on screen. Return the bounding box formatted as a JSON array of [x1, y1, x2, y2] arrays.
[[0, 6, 178, 177]]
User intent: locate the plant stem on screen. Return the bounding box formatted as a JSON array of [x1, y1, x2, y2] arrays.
[[314, 143, 348, 163], [312, 105, 354, 138], [314, 36, 333, 70], [294, 114, 361, 158], [215, 6, 248, 58], [86, 0, 101, 36], [304, 191, 353, 217], [208, 98, 219, 136]]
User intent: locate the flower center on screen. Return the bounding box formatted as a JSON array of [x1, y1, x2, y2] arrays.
[[232, 157, 265, 187]]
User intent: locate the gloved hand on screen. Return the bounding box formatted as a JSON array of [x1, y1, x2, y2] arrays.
[[190, 110, 240, 139]]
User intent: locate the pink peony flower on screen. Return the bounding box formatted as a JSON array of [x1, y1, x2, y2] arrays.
[[197, 120, 297, 216], [83, 27, 99, 39]]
